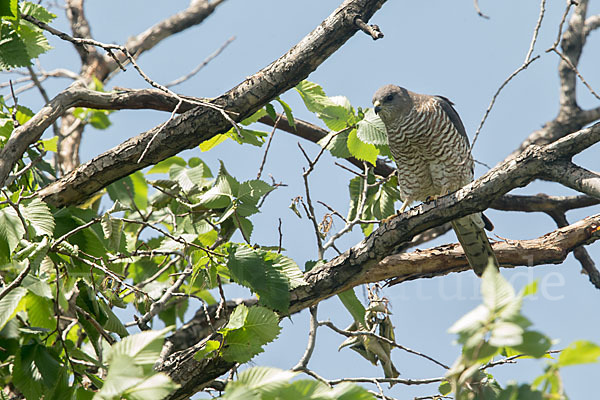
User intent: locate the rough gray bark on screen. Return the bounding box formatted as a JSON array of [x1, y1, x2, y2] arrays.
[[1, 0, 388, 205]]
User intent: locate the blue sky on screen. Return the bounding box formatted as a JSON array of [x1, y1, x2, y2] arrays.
[[5, 0, 600, 398]]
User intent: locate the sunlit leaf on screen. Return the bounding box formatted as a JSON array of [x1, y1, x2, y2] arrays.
[[558, 340, 600, 366]]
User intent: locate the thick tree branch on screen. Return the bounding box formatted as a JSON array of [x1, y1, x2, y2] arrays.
[[19, 0, 387, 207], [545, 209, 600, 289], [382, 214, 600, 286], [156, 212, 600, 398], [287, 123, 600, 312], [542, 160, 600, 199]]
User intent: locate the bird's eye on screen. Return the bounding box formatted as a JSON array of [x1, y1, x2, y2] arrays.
[[385, 94, 394, 102]]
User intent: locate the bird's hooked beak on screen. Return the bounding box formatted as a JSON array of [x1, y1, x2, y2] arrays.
[[373, 100, 381, 114]]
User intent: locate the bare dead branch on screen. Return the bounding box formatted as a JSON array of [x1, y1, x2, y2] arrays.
[[471, 0, 546, 149], [292, 306, 319, 370], [166, 36, 236, 88], [473, 0, 490, 19], [507, 0, 597, 159], [318, 320, 450, 369], [354, 17, 384, 39], [104, 0, 227, 79], [584, 14, 600, 36], [24, 0, 387, 209]]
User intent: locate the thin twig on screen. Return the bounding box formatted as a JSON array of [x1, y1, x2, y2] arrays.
[[327, 376, 444, 386], [292, 306, 319, 370], [74, 305, 116, 344], [215, 275, 227, 320], [54, 264, 81, 382], [277, 218, 283, 253], [0, 263, 31, 302], [9, 80, 19, 127], [547, 48, 600, 100], [166, 36, 235, 88], [22, 14, 242, 159], [354, 18, 384, 40], [481, 349, 562, 369], [471, 0, 547, 149], [257, 114, 282, 179], [135, 263, 194, 330], [319, 320, 450, 370], [473, 0, 490, 19]]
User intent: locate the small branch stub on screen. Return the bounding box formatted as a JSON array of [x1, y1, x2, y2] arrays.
[[355, 17, 384, 40]]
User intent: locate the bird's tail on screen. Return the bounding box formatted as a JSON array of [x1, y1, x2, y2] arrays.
[[451, 213, 499, 276]]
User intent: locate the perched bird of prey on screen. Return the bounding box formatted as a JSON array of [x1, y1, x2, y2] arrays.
[[372, 84, 498, 276]]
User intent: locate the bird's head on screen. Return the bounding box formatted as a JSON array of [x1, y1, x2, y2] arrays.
[[372, 85, 412, 124]]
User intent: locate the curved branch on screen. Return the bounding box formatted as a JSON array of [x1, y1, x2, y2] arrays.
[[30, 0, 386, 207], [542, 161, 600, 199], [383, 213, 600, 286], [288, 123, 600, 312], [508, 0, 598, 159]]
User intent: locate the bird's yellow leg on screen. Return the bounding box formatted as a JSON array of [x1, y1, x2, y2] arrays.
[[382, 199, 411, 224], [398, 199, 411, 213]]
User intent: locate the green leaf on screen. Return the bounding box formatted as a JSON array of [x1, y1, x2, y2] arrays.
[[89, 110, 111, 129], [0, 287, 27, 330], [106, 171, 148, 211], [448, 304, 489, 336], [16, 105, 34, 125], [106, 327, 173, 372], [481, 265, 515, 312], [318, 128, 352, 159], [12, 343, 46, 399], [22, 274, 52, 298], [169, 163, 210, 193], [356, 108, 387, 145], [489, 322, 524, 347], [346, 128, 379, 166], [98, 300, 129, 338], [276, 97, 295, 129], [295, 80, 354, 131], [497, 383, 543, 400], [439, 381, 451, 396], [521, 280, 538, 297], [558, 340, 600, 366], [0, 205, 26, 261], [511, 331, 552, 358], [21, 197, 55, 237], [220, 305, 281, 363], [227, 245, 296, 312], [371, 178, 399, 220], [24, 293, 54, 330], [269, 253, 306, 290], [0, 25, 32, 69], [0, 0, 18, 17], [146, 156, 186, 175], [199, 133, 228, 152], [265, 103, 277, 121], [39, 135, 58, 152], [196, 161, 238, 209], [233, 128, 268, 147], [19, 23, 52, 60], [124, 372, 179, 400], [193, 340, 220, 361], [101, 213, 123, 251], [222, 367, 297, 399], [338, 289, 366, 326], [240, 108, 268, 125], [21, 2, 57, 23]]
